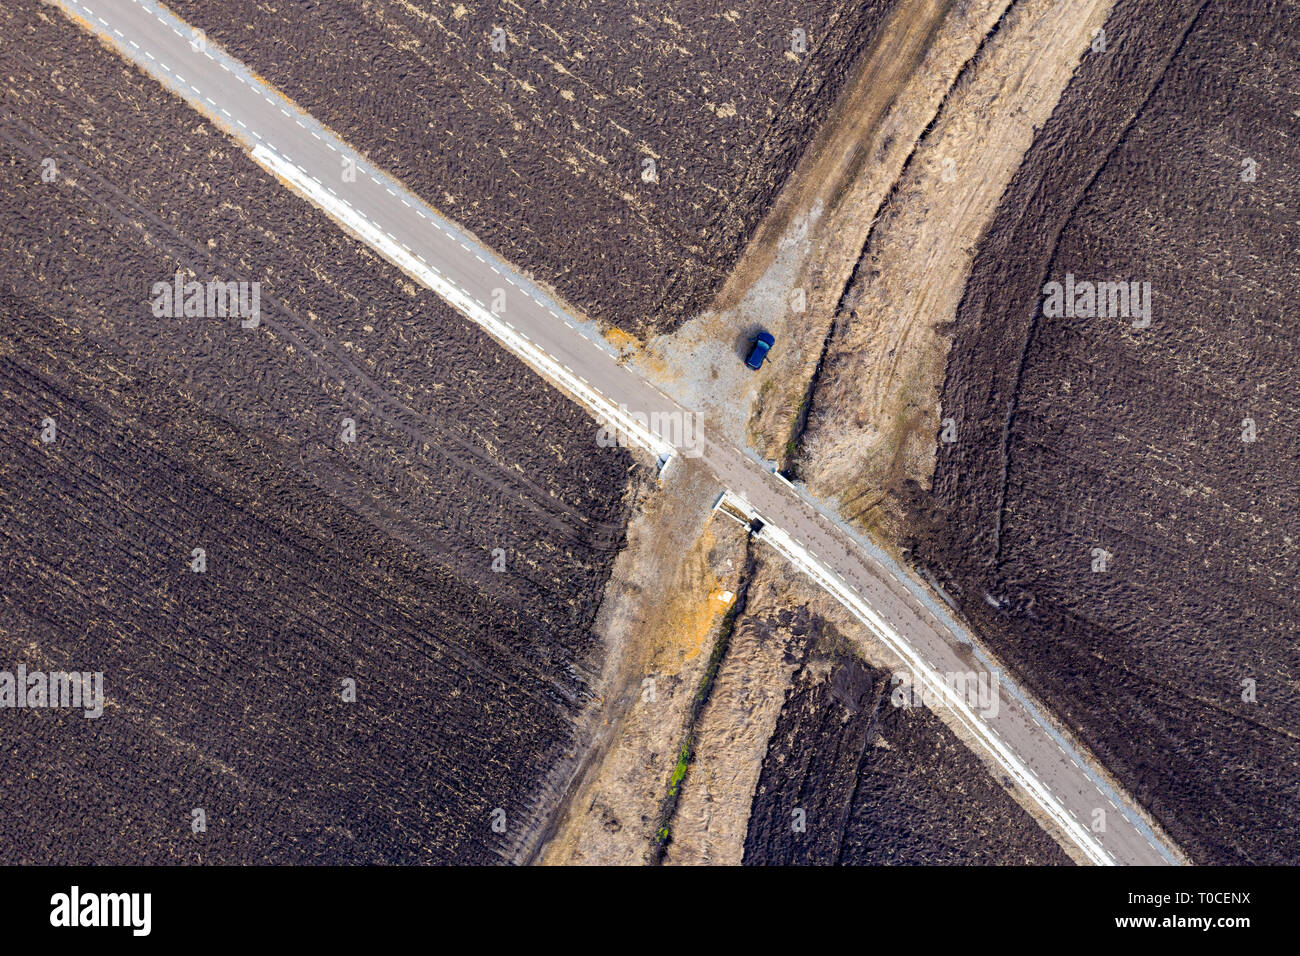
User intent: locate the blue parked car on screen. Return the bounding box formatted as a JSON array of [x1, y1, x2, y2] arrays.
[[745, 330, 775, 370]]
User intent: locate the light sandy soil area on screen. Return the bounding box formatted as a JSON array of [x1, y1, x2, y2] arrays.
[[660, 559, 820, 864], [799, 0, 1116, 540], [537, 461, 748, 864]]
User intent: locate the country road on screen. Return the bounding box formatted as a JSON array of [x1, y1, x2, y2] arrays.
[[51, 0, 1183, 866]]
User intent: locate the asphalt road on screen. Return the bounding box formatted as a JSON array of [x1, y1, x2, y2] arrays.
[[53, 0, 1182, 866]]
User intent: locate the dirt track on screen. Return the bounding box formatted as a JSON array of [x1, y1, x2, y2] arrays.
[[539, 461, 747, 865], [797, 0, 1115, 541], [634, 0, 1013, 456]]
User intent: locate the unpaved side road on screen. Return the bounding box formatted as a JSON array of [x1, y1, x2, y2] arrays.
[[537, 462, 749, 865], [629, 0, 1011, 456], [661, 559, 834, 865], [799, 0, 1117, 542]]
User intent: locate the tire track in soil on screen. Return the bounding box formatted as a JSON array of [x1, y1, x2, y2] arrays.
[[989, 0, 1212, 563]]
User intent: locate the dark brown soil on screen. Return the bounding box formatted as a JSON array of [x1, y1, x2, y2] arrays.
[[0, 2, 633, 864], [919, 0, 1300, 864], [742, 613, 1072, 865], [165, 0, 897, 337]]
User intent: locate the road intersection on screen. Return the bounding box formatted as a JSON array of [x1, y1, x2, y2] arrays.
[[52, 0, 1183, 866]]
